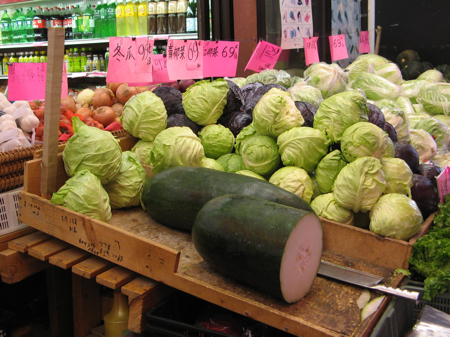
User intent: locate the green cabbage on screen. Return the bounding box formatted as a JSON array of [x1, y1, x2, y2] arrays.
[[408, 112, 431, 128], [341, 122, 388, 162], [309, 173, 322, 201], [226, 77, 247, 87], [63, 117, 122, 184], [434, 114, 450, 128], [369, 193, 423, 240], [252, 88, 304, 138], [310, 193, 354, 225], [201, 157, 225, 171], [374, 63, 403, 85], [103, 151, 147, 209], [121, 91, 167, 141], [313, 90, 369, 143], [350, 72, 402, 101], [345, 59, 374, 81], [417, 83, 450, 115], [234, 123, 257, 155], [245, 69, 293, 89], [414, 117, 450, 150], [430, 153, 450, 170], [51, 170, 111, 222], [287, 82, 324, 107], [149, 126, 205, 174], [269, 166, 314, 203], [382, 137, 396, 158], [235, 170, 265, 180], [241, 135, 280, 176], [375, 99, 411, 143], [198, 124, 235, 159], [417, 70, 444, 82], [395, 96, 415, 115], [333, 157, 386, 213], [304, 62, 349, 98], [277, 127, 330, 173], [401, 80, 433, 104], [354, 54, 389, 68], [410, 129, 437, 161], [216, 153, 245, 173], [315, 150, 348, 194], [183, 78, 229, 125], [131, 140, 154, 165], [380, 157, 414, 196]]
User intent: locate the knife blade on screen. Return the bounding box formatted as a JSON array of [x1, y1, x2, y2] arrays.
[[318, 260, 420, 301]]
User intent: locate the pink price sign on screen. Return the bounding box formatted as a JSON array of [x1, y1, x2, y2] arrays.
[[151, 54, 170, 83], [203, 40, 240, 78], [437, 166, 450, 203], [359, 31, 370, 54], [166, 40, 204, 81], [329, 34, 349, 61], [106, 37, 153, 84], [245, 41, 282, 73], [303, 37, 319, 66], [8, 62, 68, 101]]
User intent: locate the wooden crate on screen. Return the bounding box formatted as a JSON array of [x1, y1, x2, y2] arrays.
[[17, 136, 412, 337]]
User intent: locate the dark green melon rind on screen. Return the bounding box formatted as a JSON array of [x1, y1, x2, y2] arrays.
[[141, 166, 312, 231]]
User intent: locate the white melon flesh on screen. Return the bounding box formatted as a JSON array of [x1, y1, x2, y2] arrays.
[[280, 212, 323, 303], [361, 296, 385, 321]]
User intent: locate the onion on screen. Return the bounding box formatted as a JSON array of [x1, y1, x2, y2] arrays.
[[93, 106, 116, 127], [106, 83, 122, 95], [61, 96, 77, 113], [76, 107, 94, 119], [111, 102, 124, 117], [76, 88, 95, 107], [116, 84, 138, 104], [91, 88, 115, 109], [136, 86, 150, 93]]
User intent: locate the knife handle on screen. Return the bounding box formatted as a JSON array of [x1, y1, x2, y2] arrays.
[[370, 285, 421, 302]]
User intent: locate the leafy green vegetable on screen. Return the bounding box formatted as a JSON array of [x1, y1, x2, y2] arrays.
[[315, 150, 348, 194], [235, 170, 265, 180], [350, 72, 402, 101], [241, 135, 280, 176], [131, 140, 154, 165], [234, 123, 257, 155], [310, 193, 354, 224], [51, 170, 111, 222], [417, 83, 450, 115], [433, 193, 450, 228], [381, 157, 414, 196], [183, 79, 229, 125], [201, 157, 225, 171], [409, 129, 437, 162], [269, 166, 314, 203], [287, 82, 324, 107], [216, 153, 245, 173], [63, 117, 122, 184], [121, 91, 168, 141], [304, 62, 348, 98], [415, 116, 450, 150], [245, 69, 293, 89], [375, 99, 411, 143], [198, 124, 235, 159], [373, 63, 403, 85]]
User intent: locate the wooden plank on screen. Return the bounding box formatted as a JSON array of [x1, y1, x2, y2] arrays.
[[0, 227, 35, 244], [28, 238, 71, 261], [49, 246, 91, 269], [72, 273, 102, 337], [122, 277, 176, 333], [8, 231, 52, 253], [72, 256, 114, 279], [0, 242, 8, 251], [233, 0, 257, 77], [0, 249, 49, 284], [96, 265, 136, 290], [19, 190, 180, 281]]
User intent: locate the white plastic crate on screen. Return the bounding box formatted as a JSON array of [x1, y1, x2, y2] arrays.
[[0, 187, 28, 237]]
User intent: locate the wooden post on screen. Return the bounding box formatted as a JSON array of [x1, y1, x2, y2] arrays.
[[40, 27, 65, 199], [375, 26, 382, 55]]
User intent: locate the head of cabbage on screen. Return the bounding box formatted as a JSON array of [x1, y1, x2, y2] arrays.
[[269, 166, 314, 204], [287, 82, 324, 107], [252, 88, 304, 138], [369, 193, 423, 240], [333, 156, 386, 213], [409, 129, 437, 162], [131, 140, 154, 165], [216, 153, 246, 173], [310, 193, 354, 225], [149, 126, 205, 174], [234, 123, 257, 155], [417, 83, 450, 116], [50, 170, 112, 223], [414, 117, 450, 150], [315, 150, 348, 194], [241, 135, 280, 176], [198, 124, 235, 159], [235, 169, 265, 180], [121, 91, 168, 141], [380, 157, 414, 196], [375, 99, 411, 143], [201, 157, 225, 171], [350, 72, 402, 101], [63, 117, 122, 184], [304, 62, 349, 98]]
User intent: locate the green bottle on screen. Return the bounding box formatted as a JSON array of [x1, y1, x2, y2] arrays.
[[73, 5, 81, 39], [105, 47, 109, 71], [80, 47, 87, 71], [93, 1, 102, 37], [11, 9, 19, 43], [25, 7, 35, 42], [16, 8, 27, 43], [107, 0, 116, 37], [0, 10, 12, 44], [82, 4, 95, 39], [68, 48, 74, 72], [73, 47, 80, 72]]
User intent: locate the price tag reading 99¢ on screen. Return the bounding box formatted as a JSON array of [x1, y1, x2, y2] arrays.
[[203, 40, 240, 77], [359, 31, 370, 54], [303, 37, 319, 66], [245, 40, 282, 73], [329, 34, 348, 62]]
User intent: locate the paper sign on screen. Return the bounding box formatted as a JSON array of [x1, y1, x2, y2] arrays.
[[106, 37, 153, 84], [152, 54, 170, 83], [359, 31, 370, 54], [8, 62, 68, 100], [32, 41, 46, 47], [329, 34, 348, 61], [203, 40, 239, 77], [437, 166, 450, 203], [135, 36, 154, 74], [245, 41, 282, 72], [303, 36, 319, 65], [166, 39, 204, 80]]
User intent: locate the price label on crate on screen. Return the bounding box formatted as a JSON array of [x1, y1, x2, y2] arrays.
[[166, 39, 204, 81], [106, 37, 153, 84], [437, 166, 450, 203], [303, 37, 319, 66], [329, 34, 348, 61], [359, 31, 370, 54], [152, 54, 170, 83], [203, 40, 240, 77], [8, 63, 68, 101], [245, 40, 282, 72]]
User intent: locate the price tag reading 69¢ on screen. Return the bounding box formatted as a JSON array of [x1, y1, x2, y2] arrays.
[[203, 40, 240, 77], [329, 34, 348, 62]]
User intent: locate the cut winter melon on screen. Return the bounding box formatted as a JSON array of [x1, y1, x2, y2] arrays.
[[360, 295, 385, 321]]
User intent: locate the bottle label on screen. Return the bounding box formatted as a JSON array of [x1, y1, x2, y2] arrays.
[[156, 2, 168, 14], [148, 3, 156, 15], [89, 18, 95, 28], [50, 19, 63, 27], [72, 17, 77, 29], [16, 21, 24, 28], [168, 1, 177, 13], [63, 18, 72, 28], [1, 22, 10, 30], [32, 19, 45, 29], [116, 7, 124, 18], [25, 19, 33, 27], [138, 5, 146, 16], [177, 0, 187, 13], [82, 16, 90, 31]]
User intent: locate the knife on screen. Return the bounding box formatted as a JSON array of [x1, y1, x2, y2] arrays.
[[318, 260, 420, 301]]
